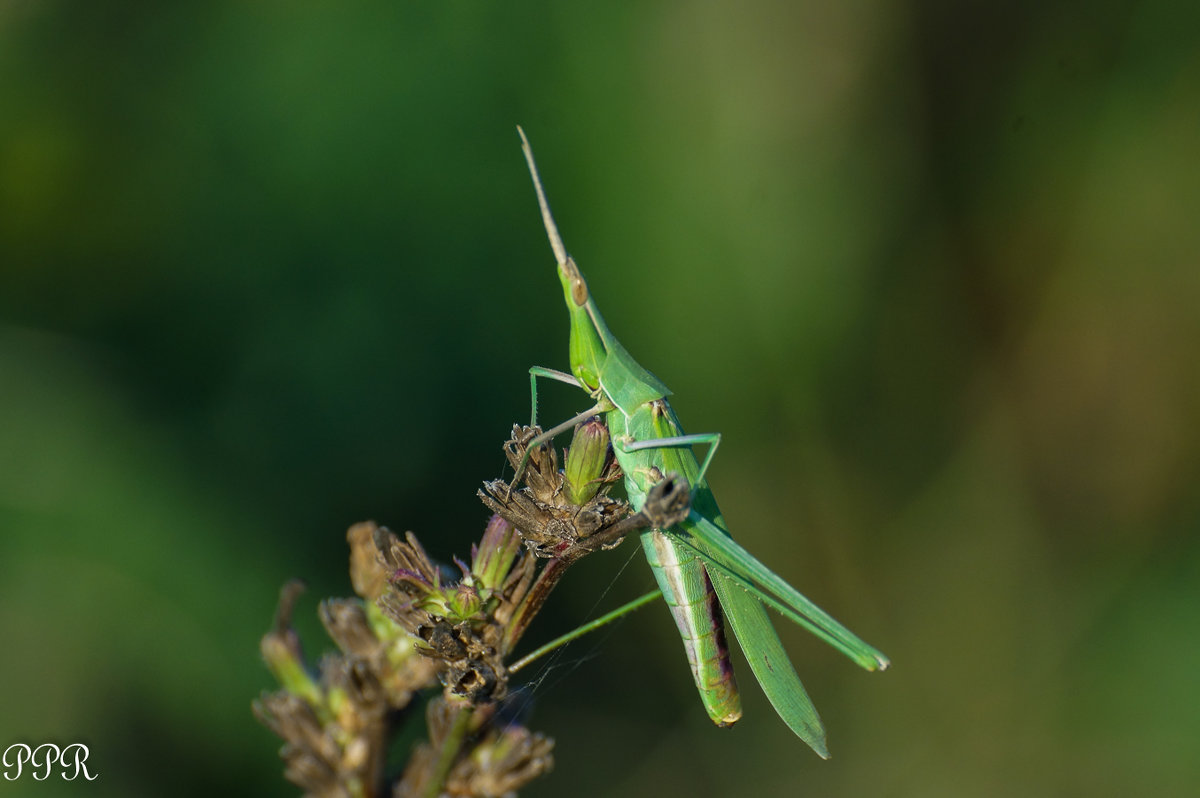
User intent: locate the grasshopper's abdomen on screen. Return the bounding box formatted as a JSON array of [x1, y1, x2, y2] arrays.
[[641, 529, 742, 726], [613, 401, 743, 727]]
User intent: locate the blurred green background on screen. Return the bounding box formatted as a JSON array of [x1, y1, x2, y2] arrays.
[[2, 2, 1198, 796]]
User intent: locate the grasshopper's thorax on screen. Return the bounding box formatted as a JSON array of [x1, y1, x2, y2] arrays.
[[616, 398, 705, 512], [559, 258, 605, 393], [606, 403, 667, 513], [603, 407, 646, 508]]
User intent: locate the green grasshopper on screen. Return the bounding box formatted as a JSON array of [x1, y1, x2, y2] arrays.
[[515, 128, 888, 757]]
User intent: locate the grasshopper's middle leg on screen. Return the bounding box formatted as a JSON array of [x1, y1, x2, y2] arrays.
[[617, 430, 723, 484]]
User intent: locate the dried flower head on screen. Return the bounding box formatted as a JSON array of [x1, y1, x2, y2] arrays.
[[254, 567, 434, 798], [373, 519, 535, 705], [479, 424, 630, 559], [395, 696, 554, 798], [260, 421, 675, 797]]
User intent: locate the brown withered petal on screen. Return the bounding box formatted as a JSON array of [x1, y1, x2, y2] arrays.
[[503, 425, 564, 506], [253, 691, 342, 773], [262, 579, 308, 664], [319, 599, 380, 659], [374, 527, 440, 590], [347, 521, 391, 601], [281, 747, 345, 798], [376, 590, 432, 639]]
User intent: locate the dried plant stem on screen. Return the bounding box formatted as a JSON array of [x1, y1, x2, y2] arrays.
[[504, 557, 570, 652]]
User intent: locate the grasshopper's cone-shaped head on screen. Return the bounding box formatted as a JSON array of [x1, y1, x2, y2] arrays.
[[518, 126, 608, 396], [559, 257, 606, 393]]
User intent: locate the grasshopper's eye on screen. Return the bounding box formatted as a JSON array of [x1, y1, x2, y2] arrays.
[[563, 258, 589, 307]]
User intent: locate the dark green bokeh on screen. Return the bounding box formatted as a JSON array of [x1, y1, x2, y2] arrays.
[[2, 2, 1198, 796]]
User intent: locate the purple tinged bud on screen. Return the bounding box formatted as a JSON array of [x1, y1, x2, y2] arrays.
[[564, 416, 611, 506], [480, 513, 513, 552], [472, 515, 521, 591]]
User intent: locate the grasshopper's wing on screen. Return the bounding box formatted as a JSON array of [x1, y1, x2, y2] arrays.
[[667, 512, 890, 672], [708, 569, 829, 757]]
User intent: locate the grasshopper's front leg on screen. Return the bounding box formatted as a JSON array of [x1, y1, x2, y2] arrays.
[[506, 366, 608, 493], [526, 366, 584, 428]]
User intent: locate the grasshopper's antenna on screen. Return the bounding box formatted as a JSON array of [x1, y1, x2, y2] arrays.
[[517, 126, 569, 268]]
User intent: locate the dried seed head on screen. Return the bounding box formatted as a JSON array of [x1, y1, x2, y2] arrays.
[[479, 477, 631, 561], [321, 655, 387, 733], [445, 657, 504, 704], [448, 723, 555, 797], [480, 424, 632, 560], [252, 691, 344, 796]]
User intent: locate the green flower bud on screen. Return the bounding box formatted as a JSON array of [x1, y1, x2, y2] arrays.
[[448, 582, 483, 620], [563, 416, 612, 506]]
